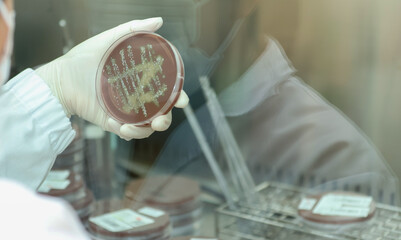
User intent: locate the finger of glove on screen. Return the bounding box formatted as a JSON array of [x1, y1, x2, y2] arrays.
[[103, 17, 163, 43], [120, 124, 154, 140], [68, 17, 163, 55], [104, 118, 153, 141], [129, 17, 163, 33], [151, 112, 172, 132], [174, 90, 189, 109], [106, 118, 122, 136], [85, 17, 163, 50]]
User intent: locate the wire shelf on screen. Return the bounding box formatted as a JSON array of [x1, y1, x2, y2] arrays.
[[216, 182, 401, 240]]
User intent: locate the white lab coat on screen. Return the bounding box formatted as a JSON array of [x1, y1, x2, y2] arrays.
[[0, 69, 89, 239], [0, 179, 89, 240], [155, 38, 400, 206], [0, 69, 75, 190]]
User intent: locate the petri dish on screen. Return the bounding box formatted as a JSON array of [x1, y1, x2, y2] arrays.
[[60, 123, 84, 156], [53, 124, 85, 174], [96, 32, 184, 125], [171, 220, 201, 237], [71, 189, 94, 221], [298, 191, 376, 224], [124, 176, 202, 237], [38, 172, 85, 202], [88, 199, 171, 240], [124, 176, 200, 213]]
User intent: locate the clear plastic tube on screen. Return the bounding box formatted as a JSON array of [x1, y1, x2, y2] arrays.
[[199, 76, 260, 205], [183, 105, 236, 209]]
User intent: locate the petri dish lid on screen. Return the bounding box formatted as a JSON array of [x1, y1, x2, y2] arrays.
[[298, 191, 376, 224], [89, 199, 170, 238], [96, 31, 184, 125], [125, 176, 200, 209]]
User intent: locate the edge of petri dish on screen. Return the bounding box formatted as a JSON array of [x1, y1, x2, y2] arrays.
[[96, 31, 185, 126]]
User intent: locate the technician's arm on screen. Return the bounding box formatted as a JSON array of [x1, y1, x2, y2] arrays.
[[0, 18, 188, 190], [0, 69, 75, 190]]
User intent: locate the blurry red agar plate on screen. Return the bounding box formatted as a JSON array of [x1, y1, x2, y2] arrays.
[[97, 32, 184, 126], [298, 192, 376, 224]]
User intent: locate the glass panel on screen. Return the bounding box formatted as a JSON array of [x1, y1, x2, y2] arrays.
[[11, 0, 401, 239]]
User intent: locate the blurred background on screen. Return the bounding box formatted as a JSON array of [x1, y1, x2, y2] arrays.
[[11, 0, 401, 238], [12, 0, 401, 189]]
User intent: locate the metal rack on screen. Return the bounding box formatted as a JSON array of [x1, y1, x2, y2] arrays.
[[216, 182, 401, 240]]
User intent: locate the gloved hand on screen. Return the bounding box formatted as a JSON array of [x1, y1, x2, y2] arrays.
[[36, 17, 189, 140]]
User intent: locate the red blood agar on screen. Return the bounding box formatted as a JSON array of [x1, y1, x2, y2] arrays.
[[97, 32, 184, 125]]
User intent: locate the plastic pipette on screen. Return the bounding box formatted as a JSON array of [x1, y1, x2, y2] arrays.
[[199, 76, 260, 205], [183, 105, 236, 209]]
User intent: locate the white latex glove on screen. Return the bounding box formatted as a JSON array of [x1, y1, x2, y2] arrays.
[[0, 179, 90, 240], [36, 17, 189, 140]]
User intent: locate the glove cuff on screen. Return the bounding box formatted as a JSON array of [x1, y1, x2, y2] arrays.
[[35, 60, 74, 117]]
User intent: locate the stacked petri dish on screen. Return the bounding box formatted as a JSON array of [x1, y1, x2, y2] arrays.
[[125, 176, 202, 237], [96, 31, 184, 126], [88, 199, 171, 240], [38, 123, 94, 222], [52, 123, 85, 174], [38, 169, 95, 222]]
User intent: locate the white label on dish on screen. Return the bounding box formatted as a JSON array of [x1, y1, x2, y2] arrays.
[[46, 170, 70, 181], [312, 194, 372, 217], [89, 209, 155, 232], [138, 207, 165, 218], [38, 179, 71, 193], [298, 198, 317, 210], [38, 185, 51, 193]]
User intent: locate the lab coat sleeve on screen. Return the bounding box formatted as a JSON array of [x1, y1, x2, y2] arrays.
[[0, 69, 75, 190]]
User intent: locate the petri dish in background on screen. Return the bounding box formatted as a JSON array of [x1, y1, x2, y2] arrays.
[[124, 176, 202, 237], [124, 176, 201, 212], [88, 199, 171, 240], [298, 191, 376, 225], [71, 189, 95, 223], [96, 32, 184, 126], [38, 171, 84, 200]]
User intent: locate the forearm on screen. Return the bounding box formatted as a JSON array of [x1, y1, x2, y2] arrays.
[[0, 69, 75, 190]]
